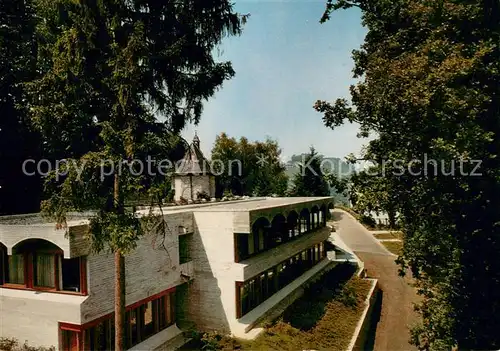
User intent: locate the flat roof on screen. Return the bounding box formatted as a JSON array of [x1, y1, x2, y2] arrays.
[[0, 212, 93, 226], [192, 197, 333, 212], [0, 197, 335, 225]]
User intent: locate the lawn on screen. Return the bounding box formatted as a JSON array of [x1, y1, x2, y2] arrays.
[[381, 240, 404, 256], [184, 263, 374, 351], [373, 231, 403, 240]]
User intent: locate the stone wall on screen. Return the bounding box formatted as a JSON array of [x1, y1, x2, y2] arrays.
[[174, 175, 214, 201], [81, 211, 194, 323]]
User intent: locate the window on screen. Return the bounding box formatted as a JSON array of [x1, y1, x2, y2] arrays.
[[300, 215, 308, 233], [235, 241, 329, 318], [1, 242, 86, 294], [179, 235, 191, 264], [143, 301, 155, 339], [34, 253, 56, 288], [0, 245, 7, 285], [61, 329, 80, 351], [85, 319, 114, 350], [8, 253, 25, 285], [62, 257, 82, 292], [234, 233, 249, 262], [79, 290, 175, 350], [248, 232, 255, 255]]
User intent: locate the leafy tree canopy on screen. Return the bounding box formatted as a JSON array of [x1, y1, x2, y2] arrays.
[[211, 132, 288, 197], [316, 0, 500, 349], [26, 1, 247, 348]]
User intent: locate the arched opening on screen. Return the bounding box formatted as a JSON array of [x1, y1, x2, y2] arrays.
[[270, 214, 287, 248], [327, 202, 334, 221], [311, 206, 320, 230], [287, 211, 299, 240], [251, 217, 270, 255], [3, 239, 87, 294], [0, 243, 7, 285], [299, 208, 310, 234], [320, 204, 327, 226], [10, 239, 63, 289]]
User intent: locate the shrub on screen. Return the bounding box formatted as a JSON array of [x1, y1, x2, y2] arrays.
[[337, 282, 358, 308], [0, 338, 55, 351], [197, 191, 211, 201], [359, 214, 376, 229], [200, 332, 241, 351]]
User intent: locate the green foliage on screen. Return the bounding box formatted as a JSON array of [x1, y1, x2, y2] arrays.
[[26, 2, 247, 346], [0, 338, 55, 351], [317, 0, 500, 349], [348, 167, 399, 228], [181, 263, 370, 351], [358, 214, 376, 229], [289, 147, 330, 197], [211, 133, 288, 197], [27, 0, 247, 250]]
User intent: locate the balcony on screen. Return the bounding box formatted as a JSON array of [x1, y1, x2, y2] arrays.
[[237, 225, 331, 281]]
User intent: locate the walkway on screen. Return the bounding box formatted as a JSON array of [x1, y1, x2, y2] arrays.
[[332, 209, 419, 351]]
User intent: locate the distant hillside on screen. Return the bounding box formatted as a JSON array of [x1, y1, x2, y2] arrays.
[[285, 154, 353, 205]]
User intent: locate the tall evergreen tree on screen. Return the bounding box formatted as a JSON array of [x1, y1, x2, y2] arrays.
[[290, 147, 330, 197], [27, 1, 247, 349]]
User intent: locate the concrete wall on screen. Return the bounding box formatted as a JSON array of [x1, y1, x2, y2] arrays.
[[183, 211, 235, 333], [0, 289, 85, 348], [184, 211, 333, 336]]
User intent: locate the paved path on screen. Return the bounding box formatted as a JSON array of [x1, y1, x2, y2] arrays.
[[332, 209, 419, 351], [331, 210, 394, 256]]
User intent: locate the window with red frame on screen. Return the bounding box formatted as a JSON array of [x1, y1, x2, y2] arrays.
[[0, 239, 86, 294]]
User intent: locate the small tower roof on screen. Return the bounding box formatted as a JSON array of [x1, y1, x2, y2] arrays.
[[193, 131, 200, 146], [175, 134, 213, 175]]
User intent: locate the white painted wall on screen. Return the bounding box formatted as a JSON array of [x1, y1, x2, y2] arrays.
[[174, 175, 214, 201], [0, 289, 84, 348]]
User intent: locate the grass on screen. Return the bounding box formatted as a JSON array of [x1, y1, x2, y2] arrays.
[[373, 231, 403, 240], [184, 263, 374, 351], [381, 240, 404, 256]]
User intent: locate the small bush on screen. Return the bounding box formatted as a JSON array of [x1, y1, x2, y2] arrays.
[[197, 191, 211, 201], [199, 332, 241, 351], [0, 338, 55, 351], [337, 282, 358, 308]]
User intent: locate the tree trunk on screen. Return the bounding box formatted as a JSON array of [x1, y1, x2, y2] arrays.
[[114, 174, 126, 350], [115, 251, 125, 350], [388, 209, 396, 229]]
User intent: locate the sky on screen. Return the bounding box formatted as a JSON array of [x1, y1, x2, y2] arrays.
[[182, 1, 370, 161]]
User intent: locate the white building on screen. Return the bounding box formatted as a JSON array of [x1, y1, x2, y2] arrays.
[[0, 136, 338, 350]]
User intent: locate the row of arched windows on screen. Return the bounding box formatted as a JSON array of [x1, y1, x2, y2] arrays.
[[235, 203, 333, 262], [0, 240, 86, 295]]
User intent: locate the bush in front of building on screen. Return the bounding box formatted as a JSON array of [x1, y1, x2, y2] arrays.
[[0, 338, 55, 351]]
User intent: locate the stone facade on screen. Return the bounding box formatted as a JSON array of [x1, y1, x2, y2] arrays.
[[173, 134, 216, 202], [173, 174, 216, 202]]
